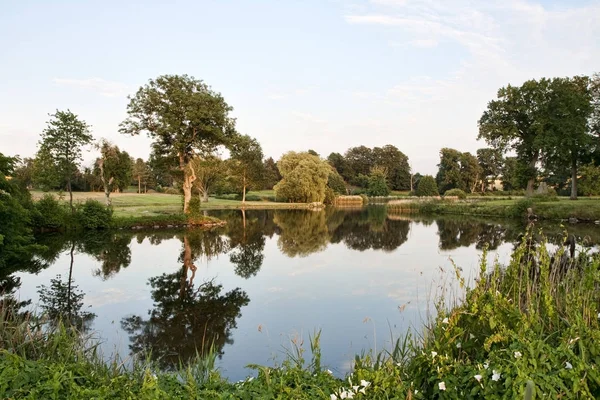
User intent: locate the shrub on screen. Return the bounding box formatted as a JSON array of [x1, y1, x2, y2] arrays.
[[33, 194, 68, 229], [366, 168, 390, 196], [443, 188, 467, 199], [78, 200, 112, 229], [415, 175, 439, 197], [323, 187, 336, 205], [164, 187, 180, 195], [187, 197, 202, 215], [327, 170, 347, 194]]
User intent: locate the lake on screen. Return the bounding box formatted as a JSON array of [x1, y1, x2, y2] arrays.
[[12, 207, 600, 381]]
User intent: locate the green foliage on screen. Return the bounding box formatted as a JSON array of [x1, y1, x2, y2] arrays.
[[366, 167, 390, 196], [323, 187, 336, 205], [33, 194, 68, 230], [262, 157, 281, 189], [94, 140, 133, 203], [327, 169, 347, 194], [444, 188, 467, 199], [578, 163, 600, 196], [78, 200, 112, 229], [37, 274, 96, 330], [436, 148, 482, 193], [416, 175, 439, 197], [227, 134, 264, 201], [274, 152, 330, 203]]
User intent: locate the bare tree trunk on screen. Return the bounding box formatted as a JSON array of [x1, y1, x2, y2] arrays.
[[242, 171, 247, 203], [410, 174, 413, 193], [570, 158, 578, 200], [138, 176, 141, 194], [144, 183, 147, 193], [67, 240, 75, 322], [202, 190, 209, 203], [180, 154, 196, 214], [67, 176, 74, 212], [526, 154, 538, 197], [182, 236, 197, 297]]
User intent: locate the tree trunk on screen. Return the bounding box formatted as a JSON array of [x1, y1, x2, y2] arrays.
[[410, 174, 413, 192], [180, 154, 196, 214], [138, 176, 141, 194], [570, 158, 578, 200], [67, 176, 74, 212], [182, 236, 197, 296], [144, 183, 147, 193], [242, 171, 247, 203], [202, 190, 209, 203], [526, 154, 538, 197]]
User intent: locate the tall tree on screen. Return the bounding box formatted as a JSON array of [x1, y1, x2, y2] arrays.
[[187, 153, 225, 202], [477, 148, 503, 192], [120, 75, 236, 213], [436, 148, 464, 193], [38, 110, 93, 209], [274, 152, 331, 203], [262, 157, 281, 189], [228, 134, 264, 203], [501, 157, 527, 191], [541, 76, 594, 200], [327, 152, 352, 182], [478, 79, 551, 196], [132, 158, 149, 194], [372, 145, 411, 190], [32, 147, 61, 191], [344, 146, 374, 183], [94, 140, 133, 205]]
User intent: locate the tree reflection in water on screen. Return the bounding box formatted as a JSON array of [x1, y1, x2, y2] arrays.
[[121, 230, 250, 370]]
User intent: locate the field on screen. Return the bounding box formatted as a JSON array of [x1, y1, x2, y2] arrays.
[[30, 190, 302, 218]]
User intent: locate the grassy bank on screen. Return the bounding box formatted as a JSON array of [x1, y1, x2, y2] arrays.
[[388, 197, 600, 221], [2, 231, 600, 398]]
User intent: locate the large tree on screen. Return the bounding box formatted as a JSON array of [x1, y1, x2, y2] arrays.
[[478, 79, 551, 196], [228, 134, 264, 203], [274, 152, 331, 203], [38, 110, 93, 209], [327, 152, 352, 181], [372, 145, 411, 190], [262, 157, 281, 190], [344, 146, 374, 184], [95, 140, 133, 205], [120, 75, 236, 213], [541, 76, 594, 200], [132, 158, 150, 194], [436, 148, 481, 193]]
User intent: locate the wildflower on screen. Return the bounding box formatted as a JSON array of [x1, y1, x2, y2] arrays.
[[442, 317, 449, 324], [483, 362, 489, 370], [347, 391, 355, 399], [439, 381, 446, 391], [431, 351, 438, 358], [331, 395, 338, 400], [340, 391, 347, 399], [456, 342, 462, 349], [360, 380, 370, 387], [514, 351, 522, 359], [492, 370, 501, 381], [415, 390, 419, 394], [470, 333, 475, 339], [565, 362, 573, 370], [326, 369, 333, 375], [597, 312, 600, 319], [353, 385, 359, 391], [474, 374, 482, 382], [568, 337, 580, 345], [359, 388, 366, 394]]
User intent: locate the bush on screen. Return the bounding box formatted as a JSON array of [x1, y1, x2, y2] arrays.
[[323, 187, 336, 205], [367, 169, 390, 196], [78, 200, 112, 229], [415, 175, 439, 197], [327, 171, 347, 194], [33, 194, 68, 229], [164, 187, 180, 195], [443, 188, 467, 199]]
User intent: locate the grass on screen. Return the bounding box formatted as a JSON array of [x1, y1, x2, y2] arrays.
[[2, 230, 600, 398]]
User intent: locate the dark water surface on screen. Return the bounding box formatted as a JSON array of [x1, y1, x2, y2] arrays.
[[11, 207, 600, 381]]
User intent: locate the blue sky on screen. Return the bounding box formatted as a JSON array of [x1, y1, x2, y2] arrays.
[[1, 0, 599, 174]]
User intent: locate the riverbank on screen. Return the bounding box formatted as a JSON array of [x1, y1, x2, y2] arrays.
[[388, 197, 600, 222], [2, 233, 599, 399]]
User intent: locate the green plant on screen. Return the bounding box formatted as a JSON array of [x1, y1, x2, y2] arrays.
[[78, 199, 113, 229], [443, 188, 467, 199], [416, 175, 439, 197], [33, 194, 68, 229]]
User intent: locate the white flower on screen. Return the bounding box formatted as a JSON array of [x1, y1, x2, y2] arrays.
[[326, 369, 333, 375], [470, 333, 475, 339], [565, 362, 573, 370], [483, 362, 489, 370], [340, 391, 347, 399], [492, 370, 501, 381], [415, 390, 419, 394], [359, 388, 366, 394], [431, 351, 438, 358], [456, 342, 462, 349], [331, 395, 338, 400], [360, 380, 370, 387], [347, 391, 355, 399], [597, 312, 600, 319], [474, 374, 482, 382], [352, 385, 359, 391], [442, 317, 449, 324], [514, 351, 522, 359], [439, 381, 446, 391]]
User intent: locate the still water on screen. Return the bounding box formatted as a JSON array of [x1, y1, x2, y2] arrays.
[[13, 207, 600, 381]]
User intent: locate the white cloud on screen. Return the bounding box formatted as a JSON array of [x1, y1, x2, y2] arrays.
[[52, 77, 131, 97], [410, 38, 438, 48]]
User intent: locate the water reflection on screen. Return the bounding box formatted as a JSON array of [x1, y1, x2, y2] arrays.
[[5, 207, 600, 377]]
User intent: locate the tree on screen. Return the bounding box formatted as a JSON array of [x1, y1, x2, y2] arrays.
[[579, 163, 600, 196], [478, 79, 551, 196], [372, 145, 411, 190], [274, 152, 330, 203], [32, 147, 62, 191], [460, 151, 482, 193], [187, 153, 225, 202], [38, 110, 93, 209], [12, 157, 34, 189], [345, 146, 374, 185], [132, 158, 150, 194], [501, 157, 527, 191], [327, 152, 352, 182], [366, 166, 390, 196], [477, 148, 503, 192], [436, 148, 481, 193], [228, 134, 264, 203], [541, 76, 594, 200], [262, 157, 281, 189], [327, 169, 347, 194], [95, 140, 133, 205], [416, 175, 439, 197], [120, 75, 236, 213]]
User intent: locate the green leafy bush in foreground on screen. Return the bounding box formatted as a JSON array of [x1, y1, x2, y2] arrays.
[[1, 229, 599, 399]]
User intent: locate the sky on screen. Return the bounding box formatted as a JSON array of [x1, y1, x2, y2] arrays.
[[1, 0, 599, 175]]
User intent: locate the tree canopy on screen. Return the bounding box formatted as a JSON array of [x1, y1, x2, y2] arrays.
[[274, 152, 331, 203]]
